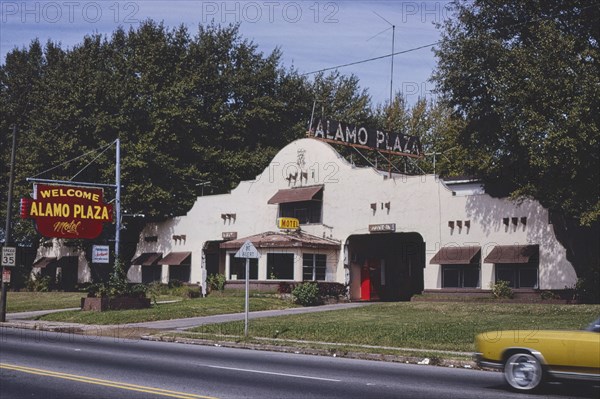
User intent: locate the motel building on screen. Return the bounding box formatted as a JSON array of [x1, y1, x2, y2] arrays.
[[124, 137, 577, 300]]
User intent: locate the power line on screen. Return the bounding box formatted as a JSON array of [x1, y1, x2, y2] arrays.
[[69, 140, 115, 182], [31, 141, 115, 179], [301, 42, 440, 76], [302, 1, 600, 77]]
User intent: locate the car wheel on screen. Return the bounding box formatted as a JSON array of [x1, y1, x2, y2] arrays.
[[504, 352, 544, 391]]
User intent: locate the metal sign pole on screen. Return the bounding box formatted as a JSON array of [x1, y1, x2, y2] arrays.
[[244, 258, 249, 337], [114, 138, 121, 261], [234, 240, 259, 338], [1, 125, 17, 322]]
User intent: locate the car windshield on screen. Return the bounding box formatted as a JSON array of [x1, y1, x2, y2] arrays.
[[584, 317, 600, 332]]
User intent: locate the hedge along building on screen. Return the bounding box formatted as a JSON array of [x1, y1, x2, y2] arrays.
[[129, 137, 577, 300]]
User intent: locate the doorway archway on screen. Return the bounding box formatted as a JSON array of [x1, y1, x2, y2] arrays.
[[347, 232, 424, 301]]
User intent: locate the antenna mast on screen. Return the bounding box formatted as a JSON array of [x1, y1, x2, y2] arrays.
[[373, 11, 396, 105]]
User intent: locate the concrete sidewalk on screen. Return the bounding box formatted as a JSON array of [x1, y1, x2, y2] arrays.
[[129, 302, 373, 330], [6, 308, 81, 320], [3, 302, 374, 332]]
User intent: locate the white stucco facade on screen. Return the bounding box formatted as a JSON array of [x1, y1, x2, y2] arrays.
[[31, 239, 92, 288], [129, 138, 577, 299]]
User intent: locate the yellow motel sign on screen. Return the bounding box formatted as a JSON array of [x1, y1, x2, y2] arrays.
[[277, 217, 299, 230]]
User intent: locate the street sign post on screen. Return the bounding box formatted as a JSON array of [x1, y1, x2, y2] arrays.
[[1, 247, 16, 267], [234, 240, 260, 337]]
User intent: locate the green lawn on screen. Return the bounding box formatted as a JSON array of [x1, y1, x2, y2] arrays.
[[188, 302, 600, 353], [6, 292, 84, 312], [6, 291, 183, 313], [37, 293, 297, 325], [16, 293, 600, 356]]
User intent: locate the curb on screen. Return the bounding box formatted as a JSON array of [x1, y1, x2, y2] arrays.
[[141, 333, 479, 370], [1, 321, 86, 334], [1, 321, 481, 371]]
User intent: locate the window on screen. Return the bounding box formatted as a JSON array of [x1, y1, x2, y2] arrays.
[[495, 264, 538, 288], [278, 188, 323, 224], [279, 200, 322, 224], [442, 265, 479, 288], [303, 254, 326, 281], [169, 265, 191, 283], [229, 254, 258, 280], [267, 253, 294, 280]]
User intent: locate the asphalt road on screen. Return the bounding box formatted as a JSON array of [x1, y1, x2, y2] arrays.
[[0, 327, 598, 399]]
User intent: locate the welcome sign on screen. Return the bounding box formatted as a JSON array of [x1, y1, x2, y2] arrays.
[[20, 184, 113, 239]]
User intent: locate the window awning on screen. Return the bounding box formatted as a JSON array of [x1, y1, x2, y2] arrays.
[[131, 252, 162, 266], [484, 245, 539, 264], [32, 257, 57, 268], [430, 246, 481, 265], [158, 252, 191, 265], [267, 185, 323, 204]]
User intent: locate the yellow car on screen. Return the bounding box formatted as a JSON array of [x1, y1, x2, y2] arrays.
[[475, 317, 600, 391]]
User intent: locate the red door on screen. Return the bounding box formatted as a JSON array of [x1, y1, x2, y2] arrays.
[[361, 264, 371, 300], [361, 259, 381, 300]]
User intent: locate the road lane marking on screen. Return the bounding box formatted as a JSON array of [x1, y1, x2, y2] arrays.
[[0, 363, 218, 399], [206, 365, 341, 382]]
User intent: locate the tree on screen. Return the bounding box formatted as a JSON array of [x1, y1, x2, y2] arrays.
[[373, 93, 466, 175], [1, 22, 374, 266], [0, 39, 51, 245], [309, 71, 373, 124], [433, 0, 600, 300]]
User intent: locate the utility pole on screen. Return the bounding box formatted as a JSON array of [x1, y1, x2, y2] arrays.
[[1, 125, 17, 322], [114, 138, 121, 261]]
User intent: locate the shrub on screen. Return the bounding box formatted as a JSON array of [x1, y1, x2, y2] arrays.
[[87, 283, 107, 298], [107, 259, 129, 297], [572, 277, 600, 304], [540, 290, 559, 300], [292, 282, 320, 306], [490, 280, 514, 299], [26, 273, 52, 292], [207, 273, 226, 293], [147, 281, 164, 304], [176, 285, 201, 299], [171, 284, 202, 299], [87, 260, 150, 300], [168, 279, 183, 288], [129, 284, 148, 299], [278, 282, 295, 294], [316, 282, 347, 298]]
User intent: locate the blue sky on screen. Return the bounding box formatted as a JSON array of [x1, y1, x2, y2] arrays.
[[0, 1, 453, 105]]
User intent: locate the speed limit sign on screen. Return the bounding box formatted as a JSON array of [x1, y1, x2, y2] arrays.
[[1, 247, 16, 267]]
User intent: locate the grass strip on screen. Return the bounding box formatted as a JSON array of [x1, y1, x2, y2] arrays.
[[6, 292, 84, 312], [36, 295, 297, 325], [186, 302, 600, 353], [6, 291, 186, 313], [150, 331, 476, 365]]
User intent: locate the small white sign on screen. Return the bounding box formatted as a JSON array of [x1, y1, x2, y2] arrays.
[[2, 269, 10, 283], [92, 245, 110, 263], [1, 247, 16, 267], [234, 240, 260, 259]]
